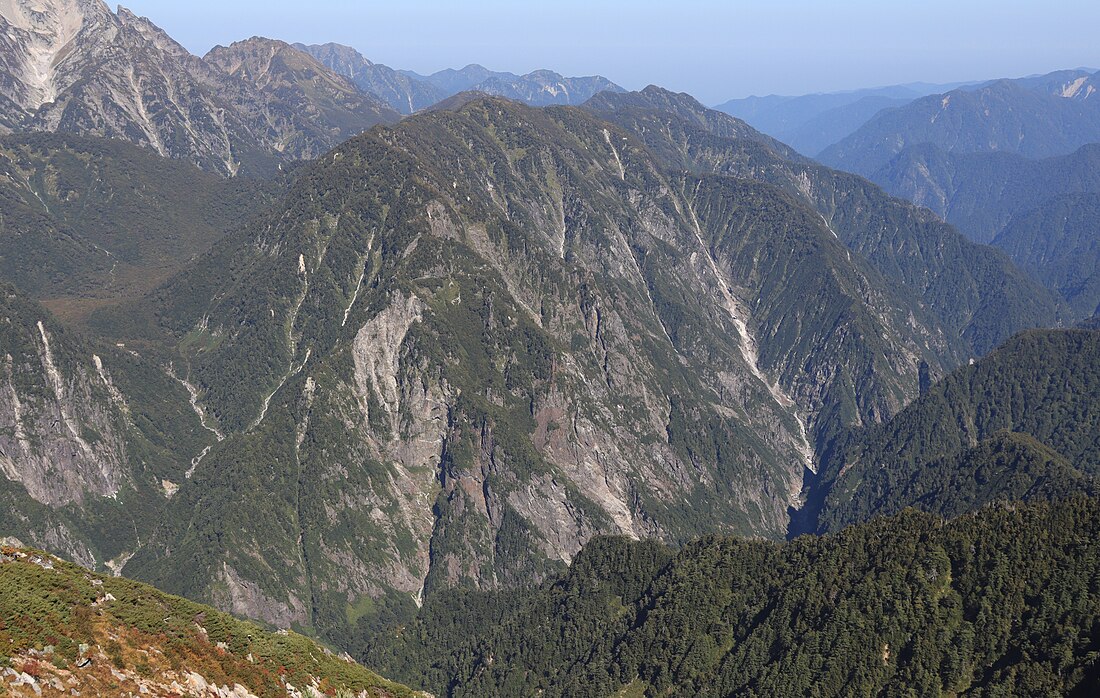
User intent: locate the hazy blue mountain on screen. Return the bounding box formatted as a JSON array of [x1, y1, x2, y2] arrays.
[[400, 64, 625, 106], [870, 143, 1100, 244], [820, 69, 1100, 176], [295, 42, 448, 114], [714, 81, 973, 155], [399, 64, 515, 95], [866, 143, 1100, 319], [993, 193, 1100, 318]]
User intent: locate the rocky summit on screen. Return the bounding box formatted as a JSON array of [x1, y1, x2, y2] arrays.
[[0, 0, 398, 175]]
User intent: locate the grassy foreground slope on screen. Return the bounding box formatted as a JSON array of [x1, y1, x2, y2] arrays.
[[0, 546, 420, 698]]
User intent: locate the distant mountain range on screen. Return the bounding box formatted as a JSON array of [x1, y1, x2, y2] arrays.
[[0, 2, 624, 177], [820, 69, 1100, 175], [830, 74, 1100, 321], [714, 81, 975, 156], [297, 42, 625, 113]]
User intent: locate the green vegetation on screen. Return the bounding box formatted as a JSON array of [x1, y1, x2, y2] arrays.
[[585, 87, 1064, 356], [0, 546, 418, 696], [993, 192, 1100, 319], [814, 329, 1100, 533], [362, 497, 1100, 697], [0, 132, 275, 327]]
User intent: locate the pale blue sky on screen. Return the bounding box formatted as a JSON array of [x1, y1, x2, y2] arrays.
[[119, 1, 1100, 104]]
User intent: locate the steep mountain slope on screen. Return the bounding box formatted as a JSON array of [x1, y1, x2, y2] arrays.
[[993, 193, 1100, 319], [96, 96, 962, 644], [820, 69, 1100, 176], [813, 329, 1100, 533], [0, 132, 274, 324], [364, 497, 1100, 697], [294, 43, 446, 115], [870, 142, 1100, 244], [0, 285, 215, 572], [0, 546, 420, 697], [0, 1, 398, 175], [585, 87, 1065, 356]]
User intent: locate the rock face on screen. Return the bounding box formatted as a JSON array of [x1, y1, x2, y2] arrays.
[[204, 38, 400, 160], [0, 315, 126, 506], [117, 96, 963, 646], [0, 284, 213, 571], [0, 1, 398, 175]]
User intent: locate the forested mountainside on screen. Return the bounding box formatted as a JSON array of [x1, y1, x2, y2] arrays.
[[812, 329, 1100, 533], [0, 132, 277, 324], [0, 0, 397, 176], [80, 94, 967, 643], [0, 1, 1094, 679], [584, 87, 1066, 356], [993, 193, 1100, 319], [868, 143, 1100, 244], [0, 285, 214, 571], [820, 69, 1100, 176], [361, 497, 1100, 697], [0, 546, 420, 697], [0, 78, 1080, 652]]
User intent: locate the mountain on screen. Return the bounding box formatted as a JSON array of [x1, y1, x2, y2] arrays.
[[362, 496, 1100, 696], [715, 81, 972, 156], [864, 143, 1100, 319], [294, 42, 447, 115], [820, 69, 1100, 176], [60, 94, 975, 647], [471, 69, 623, 106], [0, 545, 420, 697], [584, 86, 1066, 356], [0, 284, 215, 572], [812, 329, 1100, 533], [0, 132, 275, 325], [400, 64, 509, 95], [0, 1, 398, 175], [993, 193, 1100, 319], [870, 142, 1100, 244], [204, 38, 400, 160], [401, 62, 625, 106]]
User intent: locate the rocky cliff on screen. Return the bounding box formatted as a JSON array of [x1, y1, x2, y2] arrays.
[[0, 1, 398, 175]]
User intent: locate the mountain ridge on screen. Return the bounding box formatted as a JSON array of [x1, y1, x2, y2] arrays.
[[820, 68, 1100, 175], [0, 2, 399, 175]]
